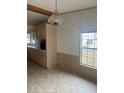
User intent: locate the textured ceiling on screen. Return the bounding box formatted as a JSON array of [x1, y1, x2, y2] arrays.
[[27, 0, 97, 13], [27, 0, 97, 25], [27, 11, 48, 25]]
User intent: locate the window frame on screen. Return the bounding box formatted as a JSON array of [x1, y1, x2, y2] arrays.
[[27, 32, 36, 47], [80, 31, 97, 69]]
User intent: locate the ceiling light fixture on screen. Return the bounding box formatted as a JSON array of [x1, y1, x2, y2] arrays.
[[48, 0, 64, 25]]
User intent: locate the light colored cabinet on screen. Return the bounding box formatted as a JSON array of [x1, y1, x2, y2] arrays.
[[28, 23, 57, 69], [37, 24, 46, 39], [42, 55, 47, 67], [27, 47, 47, 67]]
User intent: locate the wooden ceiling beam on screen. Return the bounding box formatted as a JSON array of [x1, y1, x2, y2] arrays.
[[27, 4, 53, 16]]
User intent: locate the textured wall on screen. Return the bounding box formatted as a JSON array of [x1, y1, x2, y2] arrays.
[[57, 53, 97, 82], [57, 8, 97, 56], [57, 8, 97, 81]]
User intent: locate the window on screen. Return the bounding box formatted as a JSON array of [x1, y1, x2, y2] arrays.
[[80, 32, 97, 68], [27, 32, 36, 47], [27, 33, 31, 44]]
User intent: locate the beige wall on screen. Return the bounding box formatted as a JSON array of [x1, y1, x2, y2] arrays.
[[57, 8, 97, 56], [57, 53, 97, 82], [57, 8, 97, 82]]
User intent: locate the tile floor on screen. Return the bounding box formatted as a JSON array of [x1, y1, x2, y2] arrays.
[[27, 61, 97, 93]]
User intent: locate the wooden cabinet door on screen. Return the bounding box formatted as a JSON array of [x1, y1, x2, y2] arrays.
[[40, 24, 46, 39], [37, 24, 46, 39], [37, 24, 46, 49], [42, 55, 47, 68], [38, 55, 43, 66], [32, 54, 38, 63]]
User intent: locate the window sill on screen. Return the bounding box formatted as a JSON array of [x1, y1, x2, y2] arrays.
[[80, 63, 97, 70], [27, 45, 36, 48]]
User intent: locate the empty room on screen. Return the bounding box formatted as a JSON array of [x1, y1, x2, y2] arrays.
[[27, 0, 97, 93], [2, 0, 124, 93]]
